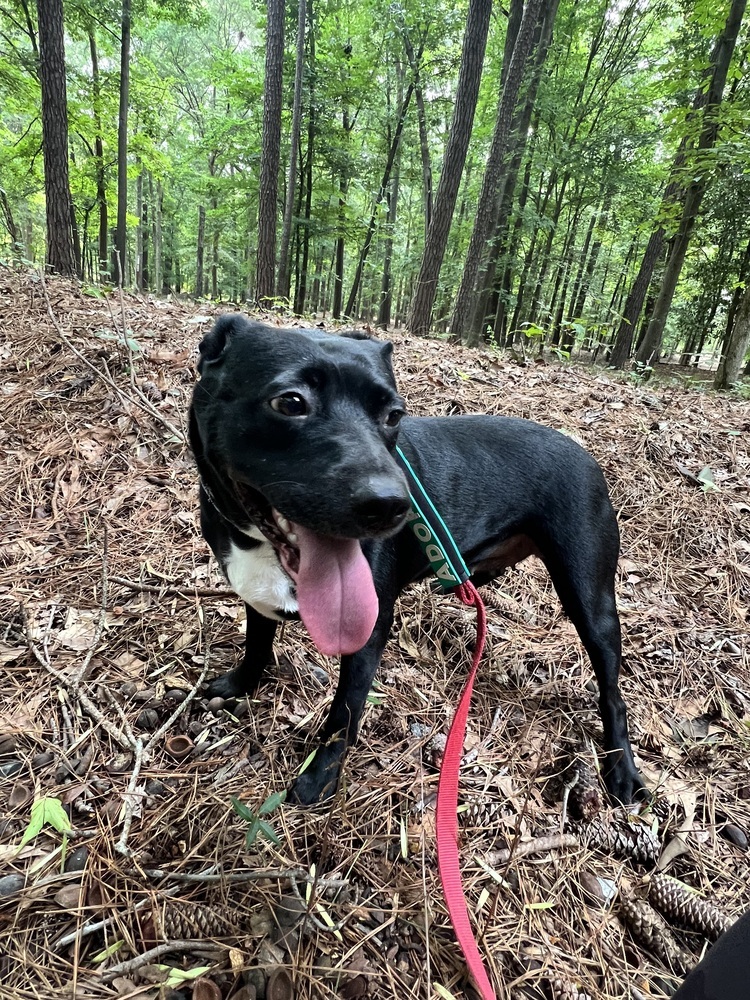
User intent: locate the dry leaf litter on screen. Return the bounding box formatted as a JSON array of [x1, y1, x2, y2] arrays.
[[0, 266, 749, 1000]]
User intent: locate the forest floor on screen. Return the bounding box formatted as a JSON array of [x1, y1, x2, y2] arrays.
[[1, 265, 749, 1000]]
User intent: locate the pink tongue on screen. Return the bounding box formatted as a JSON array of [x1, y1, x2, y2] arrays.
[[289, 524, 379, 656]]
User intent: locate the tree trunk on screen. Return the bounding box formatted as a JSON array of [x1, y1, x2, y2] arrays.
[[379, 62, 403, 330], [154, 179, 163, 294], [0, 189, 23, 261], [135, 169, 143, 288], [715, 281, 750, 388], [277, 0, 306, 300], [294, 4, 315, 315], [452, 0, 543, 346], [402, 28, 432, 236], [344, 73, 415, 317], [407, 0, 493, 337], [36, 0, 76, 276], [256, 0, 285, 304], [88, 29, 108, 281], [196, 203, 205, 296], [113, 0, 131, 285], [616, 0, 746, 367], [211, 195, 219, 299]]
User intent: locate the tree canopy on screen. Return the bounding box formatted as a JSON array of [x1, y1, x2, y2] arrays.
[[2, 0, 749, 379]]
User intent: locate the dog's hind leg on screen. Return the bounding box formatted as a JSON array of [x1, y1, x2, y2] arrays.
[[208, 604, 278, 698], [543, 530, 645, 804]]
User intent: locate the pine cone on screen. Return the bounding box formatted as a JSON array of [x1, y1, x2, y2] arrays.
[[548, 976, 592, 1000], [149, 900, 233, 941], [620, 896, 694, 976], [567, 761, 603, 821], [578, 816, 660, 866], [461, 798, 504, 829], [649, 874, 731, 941]]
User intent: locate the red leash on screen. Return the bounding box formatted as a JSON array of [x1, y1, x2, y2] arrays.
[[436, 580, 496, 1000]]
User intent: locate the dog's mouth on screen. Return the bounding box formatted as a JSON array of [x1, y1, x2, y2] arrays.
[[230, 483, 379, 656]]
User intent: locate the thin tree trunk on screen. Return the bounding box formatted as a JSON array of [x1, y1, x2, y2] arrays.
[[88, 29, 108, 280], [256, 0, 285, 303], [211, 195, 219, 299], [407, 0, 493, 337], [0, 189, 23, 261], [154, 179, 163, 294], [453, 0, 543, 345], [613, 0, 746, 367], [36, 0, 76, 276], [277, 0, 306, 300], [196, 203, 205, 296], [402, 28, 432, 236], [294, 4, 315, 315], [379, 62, 403, 330], [344, 74, 415, 317], [135, 170, 143, 288], [114, 0, 131, 285], [715, 281, 750, 388]]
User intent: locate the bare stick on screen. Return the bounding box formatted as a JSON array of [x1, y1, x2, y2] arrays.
[[110, 575, 228, 599], [101, 941, 220, 982], [487, 833, 580, 865], [114, 737, 145, 856], [144, 865, 348, 888]]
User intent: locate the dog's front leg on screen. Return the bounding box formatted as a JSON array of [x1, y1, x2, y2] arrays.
[[290, 585, 396, 806], [208, 603, 278, 698]]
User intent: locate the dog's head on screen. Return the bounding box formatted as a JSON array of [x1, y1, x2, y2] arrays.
[[189, 315, 412, 655], [190, 314, 410, 537]]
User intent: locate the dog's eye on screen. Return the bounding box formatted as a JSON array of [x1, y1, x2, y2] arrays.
[[384, 408, 405, 428], [270, 393, 308, 417]]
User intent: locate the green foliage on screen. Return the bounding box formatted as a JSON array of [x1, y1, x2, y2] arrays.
[[1, 0, 747, 369], [231, 789, 287, 848]]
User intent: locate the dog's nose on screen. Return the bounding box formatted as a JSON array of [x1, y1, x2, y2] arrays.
[[353, 476, 410, 532]]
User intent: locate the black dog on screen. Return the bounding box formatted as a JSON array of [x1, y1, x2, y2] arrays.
[[189, 315, 645, 806]]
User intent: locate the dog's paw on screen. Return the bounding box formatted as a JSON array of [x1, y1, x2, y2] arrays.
[[206, 669, 253, 699], [604, 760, 649, 805], [288, 747, 342, 806]]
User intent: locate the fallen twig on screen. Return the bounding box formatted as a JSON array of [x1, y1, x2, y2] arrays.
[[110, 575, 228, 599], [488, 833, 580, 865], [101, 940, 220, 982]]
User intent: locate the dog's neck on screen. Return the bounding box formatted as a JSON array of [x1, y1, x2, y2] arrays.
[[200, 477, 287, 549]]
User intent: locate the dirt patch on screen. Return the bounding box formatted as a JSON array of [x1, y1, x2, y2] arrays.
[[1, 266, 749, 1000]]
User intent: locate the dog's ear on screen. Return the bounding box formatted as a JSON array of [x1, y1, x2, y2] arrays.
[[197, 314, 251, 372], [340, 330, 395, 362]]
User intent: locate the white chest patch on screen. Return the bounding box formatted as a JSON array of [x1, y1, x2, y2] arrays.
[[224, 528, 298, 621]]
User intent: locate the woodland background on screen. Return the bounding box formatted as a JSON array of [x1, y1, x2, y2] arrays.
[[2, 0, 750, 383]]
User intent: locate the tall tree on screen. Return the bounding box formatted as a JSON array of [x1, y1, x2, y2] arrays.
[[256, 0, 285, 304], [36, 0, 76, 276], [610, 0, 746, 367], [715, 281, 750, 388], [635, 0, 746, 365], [407, 0, 493, 337], [113, 0, 131, 285], [451, 0, 544, 344], [277, 0, 306, 301]]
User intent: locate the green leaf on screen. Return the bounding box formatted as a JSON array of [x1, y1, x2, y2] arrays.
[[697, 466, 718, 492], [91, 940, 124, 964], [230, 796, 255, 823], [257, 820, 281, 845], [161, 965, 212, 988], [298, 750, 317, 776], [19, 798, 71, 847], [258, 790, 287, 815], [245, 818, 261, 847]]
